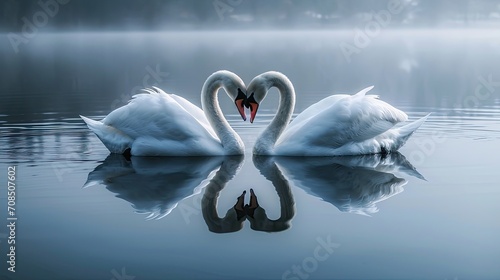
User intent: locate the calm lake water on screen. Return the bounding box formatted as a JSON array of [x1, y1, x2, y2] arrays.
[[1, 30, 500, 280]]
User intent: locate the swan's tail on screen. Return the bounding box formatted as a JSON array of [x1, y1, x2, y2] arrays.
[[80, 115, 131, 154], [80, 115, 102, 133], [383, 113, 430, 152], [397, 113, 430, 138]]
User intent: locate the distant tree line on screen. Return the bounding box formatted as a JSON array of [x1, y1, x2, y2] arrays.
[[1, 0, 499, 31]]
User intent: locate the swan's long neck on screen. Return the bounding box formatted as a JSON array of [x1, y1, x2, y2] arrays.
[[201, 77, 244, 155], [251, 156, 295, 231], [254, 77, 295, 155], [202, 156, 244, 233]]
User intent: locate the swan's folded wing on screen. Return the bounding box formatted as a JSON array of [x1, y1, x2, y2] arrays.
[[157, 88, 218, 140], [286, 94, 348, 131], [102, 90, 219, 143], [280, 93, 407, 148], [277, 94, 348, 146], [287, 87, 374, 131]]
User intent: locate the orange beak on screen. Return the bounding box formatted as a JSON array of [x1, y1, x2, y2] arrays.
[[235, 88, 247, 121], [235, 99, 246, 121], [249, 102, 259, 123]]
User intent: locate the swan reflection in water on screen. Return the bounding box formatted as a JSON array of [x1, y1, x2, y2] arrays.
[[83, 151, 423, 229], [83, 154, 226, 220], [202, 156, 295, 233], [274, 152, 425, 216], [83, 154, 296, 233]]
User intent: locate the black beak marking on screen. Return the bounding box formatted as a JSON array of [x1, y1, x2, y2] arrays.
[[245, 93, 256, 109], [236, 88, 247, 107]]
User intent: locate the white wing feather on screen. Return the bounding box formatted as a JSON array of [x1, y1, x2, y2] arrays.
[[276, 87, 408, 154], [81, 88, 222, 156]]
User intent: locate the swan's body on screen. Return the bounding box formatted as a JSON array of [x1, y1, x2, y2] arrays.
[[81, 71, 247, 156], [246, 71, 429, 156]]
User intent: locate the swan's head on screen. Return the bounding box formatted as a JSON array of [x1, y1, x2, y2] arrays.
[[245, 75, 270, 123], [210, 70, 247, 121], [246, 71, 290, 123]]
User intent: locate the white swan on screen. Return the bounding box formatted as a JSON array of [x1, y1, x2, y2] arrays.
[[245, 71, 430, 156], [80, 70, 247, 156]]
